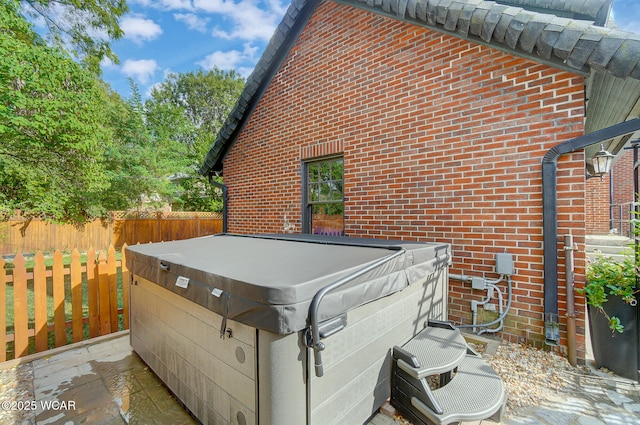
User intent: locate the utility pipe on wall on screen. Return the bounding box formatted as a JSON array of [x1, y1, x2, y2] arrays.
[[564, 234, 577, 367]]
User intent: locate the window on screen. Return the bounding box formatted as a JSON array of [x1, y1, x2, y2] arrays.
[[303, 157, 344, 236]]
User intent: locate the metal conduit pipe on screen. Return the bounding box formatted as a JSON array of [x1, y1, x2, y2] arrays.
[[458, 276, 513, 330], [564, 234, 577, 366], [449, 273, 472, 282], [478, 284, 505, 336], [471, 283, 503, 334], [451, 273, 509, 332], [542, 118, 640, 345]]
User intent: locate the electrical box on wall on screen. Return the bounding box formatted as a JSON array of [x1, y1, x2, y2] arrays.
[[496, 253, 514, 275], [471, 276, 485, 290]]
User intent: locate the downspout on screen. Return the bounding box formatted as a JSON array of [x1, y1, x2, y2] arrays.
[[209, 175, 228, 233], [542, 118, 640, 345]]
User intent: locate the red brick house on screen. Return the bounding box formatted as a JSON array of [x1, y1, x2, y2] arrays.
[[200, 0, 640, 363]]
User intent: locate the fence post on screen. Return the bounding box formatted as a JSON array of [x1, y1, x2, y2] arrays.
[[87, 248, 99, 338], [71, 249, 83, 343], [53, 251, 65, 347], [108, 246, 118, 332], [97, 251, 112, 335], [157, 212, 162, 242], [122, 243, 130, 330], [13, 253, 28, 358], [34, 252, 48, 353], [0, 257, 6, 362]]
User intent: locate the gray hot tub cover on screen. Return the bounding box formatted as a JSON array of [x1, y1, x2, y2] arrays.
[[126, 233, 450, 334]]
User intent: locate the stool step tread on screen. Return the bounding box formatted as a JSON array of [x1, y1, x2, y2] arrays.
[[399, 326, 468, 377], [410, 355, 505, 425]]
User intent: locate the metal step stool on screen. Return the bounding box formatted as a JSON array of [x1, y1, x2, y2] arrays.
[[391, 322, 505, 425]]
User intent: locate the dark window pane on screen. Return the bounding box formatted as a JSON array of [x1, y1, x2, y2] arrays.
[[305, 156, 344, 235], [308, 164, 318, 182], [320, 162, 331, 181], [332, 161, 343, 180]]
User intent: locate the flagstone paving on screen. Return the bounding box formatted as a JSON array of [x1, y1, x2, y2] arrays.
[[1, 331, 639, 424]]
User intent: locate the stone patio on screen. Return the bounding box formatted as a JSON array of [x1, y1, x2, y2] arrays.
[[0, 331, 196, 425], [1, 330, 640, 425]]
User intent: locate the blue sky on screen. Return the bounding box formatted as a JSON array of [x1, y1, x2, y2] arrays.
[[102, 0, 640, 99]]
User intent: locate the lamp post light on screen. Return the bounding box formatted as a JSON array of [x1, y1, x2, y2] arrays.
[[587, 144, 615, 179]]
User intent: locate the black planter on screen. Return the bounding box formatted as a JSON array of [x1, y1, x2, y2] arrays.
[[588, 295, 638, 381]]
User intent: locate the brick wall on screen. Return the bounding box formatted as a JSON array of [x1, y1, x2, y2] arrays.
[[223, 2, 587, 357], [586, 175, 611, 235]]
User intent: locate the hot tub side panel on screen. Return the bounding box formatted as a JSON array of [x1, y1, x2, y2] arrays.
[[310, 267, 448, 424], [253, 266, 449, 425], [130, 276, 257, 425]]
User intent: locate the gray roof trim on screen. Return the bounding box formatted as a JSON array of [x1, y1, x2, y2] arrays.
[[494, 0, 613, 25], [200, 0, 640, 176]]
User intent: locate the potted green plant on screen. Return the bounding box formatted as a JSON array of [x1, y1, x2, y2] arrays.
[[581, 251, 638, 380], [583, 252, 638, 332]]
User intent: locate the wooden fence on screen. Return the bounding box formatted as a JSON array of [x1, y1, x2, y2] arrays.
[[0, 211, 223, 254], [1, 245, 129, 362]]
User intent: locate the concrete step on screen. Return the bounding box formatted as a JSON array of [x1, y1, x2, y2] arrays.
[[585, 234, 632, 246], [586, 244, 632, 255], [585, 234, 633, 263]]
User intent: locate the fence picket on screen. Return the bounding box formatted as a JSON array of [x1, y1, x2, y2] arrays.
[[87, 248, 99, 338], [108, 246, 118, 332], [2, 244, 131, 362], [71, 249, 83, 343], [34, 252, 48, 352], [97, 251, 112, 335], [122, 243, 130, 330], [13, 253, 28, 358], [53, 251, 65, 347], [0, 257, 5, 362]]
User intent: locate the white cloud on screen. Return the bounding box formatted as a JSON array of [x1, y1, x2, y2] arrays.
[[101, 57, 117, 69], [122, 59, 158, 84], [195, 0, 285, 41], [146, 82, 164, 98], [174, 13, 210, 33], [197, 50, 244, 70], [197, 43, 258, 71], [121, 16, 163, 45], [237, 66, 254, 78]]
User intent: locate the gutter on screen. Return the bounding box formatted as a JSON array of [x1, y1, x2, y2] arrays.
[[542, 118, 640, 345]]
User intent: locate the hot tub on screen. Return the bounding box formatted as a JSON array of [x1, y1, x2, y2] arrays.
[[126, 233, 450, 425]]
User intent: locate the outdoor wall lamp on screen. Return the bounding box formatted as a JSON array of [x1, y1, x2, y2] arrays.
[[586, 144, 615, 179]]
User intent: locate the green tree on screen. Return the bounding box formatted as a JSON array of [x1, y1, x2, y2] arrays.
[[99, 82, 167, 211], [144, 69, 244, 211], [0, 1, 111, 222], [20, 0, 128, 74]]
